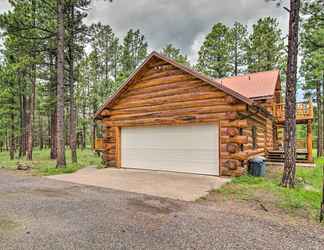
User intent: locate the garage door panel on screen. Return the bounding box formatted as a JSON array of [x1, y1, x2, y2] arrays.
[[121, 125, 219, 175]]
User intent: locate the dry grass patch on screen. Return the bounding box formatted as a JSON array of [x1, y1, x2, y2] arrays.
[[201, 158, 323, 223]]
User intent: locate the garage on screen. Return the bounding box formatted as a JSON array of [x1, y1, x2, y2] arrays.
[[95, 52, 271, 177], [121, 124, 219, 175]]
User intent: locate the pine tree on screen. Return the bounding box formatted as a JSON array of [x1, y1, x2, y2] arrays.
[[56, 0, 66, 167], [161, 44, 189, 66], [282, 0, 301, 188], [90, 23, 120, 97], [120, 29, 148, 79], [196, 23, 232, 78], [246, 17, 285, 72], [228, 22, 248, 76]]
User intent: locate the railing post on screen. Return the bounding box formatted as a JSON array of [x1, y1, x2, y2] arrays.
[[308, 98, 313, 118], [307, 120, 313, 162]]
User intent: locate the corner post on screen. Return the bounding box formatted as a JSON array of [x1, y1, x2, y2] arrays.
[[307, 120, 313, 162]]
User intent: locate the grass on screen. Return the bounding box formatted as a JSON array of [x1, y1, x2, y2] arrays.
[[0, 148, 103, 176], [210, 158, 324, 221]]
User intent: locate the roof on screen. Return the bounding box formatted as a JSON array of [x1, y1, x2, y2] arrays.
[[215, 70, 280, 100], [95, 51, 254, 118]]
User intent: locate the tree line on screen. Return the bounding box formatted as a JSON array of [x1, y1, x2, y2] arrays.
[[0, 0, 322, 168]]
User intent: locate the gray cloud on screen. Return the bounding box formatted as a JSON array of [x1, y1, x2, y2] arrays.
[[0, 1, 11, 14], [87, 0, 289, 63], [0, 0, 289, 63]]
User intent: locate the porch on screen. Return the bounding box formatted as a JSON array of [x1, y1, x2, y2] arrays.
[[269, 101, 314, 163]]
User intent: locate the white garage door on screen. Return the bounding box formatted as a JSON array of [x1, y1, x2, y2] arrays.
[[121, 124, 219, 175]]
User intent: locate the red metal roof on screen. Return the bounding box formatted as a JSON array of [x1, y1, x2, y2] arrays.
[[215, 70, 280, 100]]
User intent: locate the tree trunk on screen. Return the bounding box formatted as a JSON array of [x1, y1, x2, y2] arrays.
[[50, 109, 57, 159], [82, 103, 86, 150], [26, 70, 36, 160], [92, 103, 97, 151], [317, 80, 323, 156], [5, 129, 8, 151], [282, 0, 300, 188], [49, 53, 57, 159], [39, 114, 44, 150], [68, 4, 77, 163], [19, 91, 25, 158], [234, 31, 238, 76], [56, 0, 66, 167], [92, 121, 96, 151], [22, 95, 27, 156], [9, 99, 15, 160], [26, 0, 37, 161]]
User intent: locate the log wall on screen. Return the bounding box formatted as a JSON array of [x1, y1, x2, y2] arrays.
[[98, 58, 272, 176]]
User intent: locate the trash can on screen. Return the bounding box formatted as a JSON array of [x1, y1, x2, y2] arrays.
[[248, 156, 266, 177]]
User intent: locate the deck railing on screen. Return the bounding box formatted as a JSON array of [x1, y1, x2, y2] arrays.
[[275, 100, 313, 122]]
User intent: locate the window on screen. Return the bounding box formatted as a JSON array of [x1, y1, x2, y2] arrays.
[[239, 128, 244, 151], [252, 126, 257, 149]]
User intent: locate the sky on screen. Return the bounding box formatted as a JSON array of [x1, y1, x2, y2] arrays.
[[0, 0, 289, 64]]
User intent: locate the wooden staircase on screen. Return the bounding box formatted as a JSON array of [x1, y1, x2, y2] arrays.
[[266, 149, 309, 163]]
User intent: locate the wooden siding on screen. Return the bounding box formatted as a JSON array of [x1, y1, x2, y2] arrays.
[[99, 58, 270, 176]]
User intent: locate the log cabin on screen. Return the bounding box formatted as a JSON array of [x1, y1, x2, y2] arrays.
[[94, 51, 313, 177]]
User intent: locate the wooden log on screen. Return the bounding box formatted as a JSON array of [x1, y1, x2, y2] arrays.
[[110, 105, 245, 121], [221, 135, 248, 144], [223, 160, 240, 170], [102, 154, 115, 161], [224, 95, 238, 104], [114, 91, 227, 109], [221, 120, 248, 128], [105, 113, 232, 127], [110, 97, 228, 115], [144, 64, 175, 76], [102, 117, 111, 123], [124, 80, 204, 98], [222, 152, 249, 161], [245, 115, 267, 126], [141, 69, 184, 81], [132, 74, 196, 89], [226, 143, 239, 153], [244, 148, 265, 158], [100, 109, 111, 117], [119, 84, 219, 104], [148, 60, 169, 68], [226, 128, 239, 137]]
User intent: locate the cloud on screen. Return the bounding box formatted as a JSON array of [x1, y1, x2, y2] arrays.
[[0, 1, 11, 14], [87, 0, 289, 63], [0, 0, 289, 64]]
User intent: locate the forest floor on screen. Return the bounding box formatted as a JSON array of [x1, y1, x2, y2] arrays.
[[199, 157, 324, 224], [0, 149, 103, 176]]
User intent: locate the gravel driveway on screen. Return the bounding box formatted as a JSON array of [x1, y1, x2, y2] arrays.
[[1, 169, 324, 250]]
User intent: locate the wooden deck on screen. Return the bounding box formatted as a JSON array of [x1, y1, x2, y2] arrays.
[[275, 101, 313, 124]]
